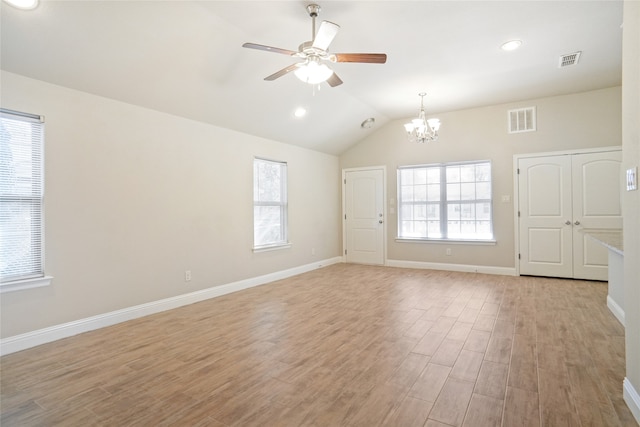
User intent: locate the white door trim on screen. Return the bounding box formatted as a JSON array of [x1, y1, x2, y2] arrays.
[[342, 166, 387, 265], [513, 146, 622, 276]]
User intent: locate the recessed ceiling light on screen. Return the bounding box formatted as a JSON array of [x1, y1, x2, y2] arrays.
[[293, 107, 307, 118], [3, 0, 39, 10], [501, 40, 522, 51]]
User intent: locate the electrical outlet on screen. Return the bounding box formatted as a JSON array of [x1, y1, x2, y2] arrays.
[[446, 248, 452, 256], [185, 270, 192, 282]]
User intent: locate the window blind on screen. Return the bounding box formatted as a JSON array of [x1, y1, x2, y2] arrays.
[[0, 108, 45, 283], [253, 158, 288, 248]]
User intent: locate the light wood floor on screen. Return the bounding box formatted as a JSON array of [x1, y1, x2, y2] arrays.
[[1, 264, 637, 426]]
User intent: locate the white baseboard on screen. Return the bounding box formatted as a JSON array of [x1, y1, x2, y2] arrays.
[[607, 295, 626, 327], [386, 259, 516, 276], [0, 257, 343, 356], [624, 378, 640, 425]]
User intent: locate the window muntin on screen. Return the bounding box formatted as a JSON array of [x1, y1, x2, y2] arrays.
[[253, 158, 288, 249], [398, 161, 493, 241], [0, 109, 45, 283]]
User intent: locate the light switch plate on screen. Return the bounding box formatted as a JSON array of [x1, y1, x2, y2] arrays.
[[627, 167, 638, 191]]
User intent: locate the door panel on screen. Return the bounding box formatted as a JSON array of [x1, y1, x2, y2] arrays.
[[518, 156, 573, 278], [572, 151, 622, 280], [345, 169, 384, 265]]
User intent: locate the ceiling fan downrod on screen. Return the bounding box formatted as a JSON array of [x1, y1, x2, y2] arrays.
[[306, 4, 321, 41]]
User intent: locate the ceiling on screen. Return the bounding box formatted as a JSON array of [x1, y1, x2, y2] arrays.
[[1, 1, 623, 155]]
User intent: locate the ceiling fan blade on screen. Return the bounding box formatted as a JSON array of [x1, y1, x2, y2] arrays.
[[334, 53, 387, 64], [312, 21, 340, 51], [327, 72, 343, 87], [264, 63, 300, 81], [242, 42, 297, 56]]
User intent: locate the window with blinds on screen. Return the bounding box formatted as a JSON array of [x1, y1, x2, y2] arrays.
[[0, 109, 45, 284], [253, 158, 288, 250]]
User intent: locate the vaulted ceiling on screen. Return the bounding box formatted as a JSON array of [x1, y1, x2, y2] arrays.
[[1, 1, 623, 155]]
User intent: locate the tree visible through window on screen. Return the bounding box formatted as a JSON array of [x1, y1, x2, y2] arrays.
[[253, 158, 288, 249], [398, 161, 493, 240], [0, 109, 45, 284]]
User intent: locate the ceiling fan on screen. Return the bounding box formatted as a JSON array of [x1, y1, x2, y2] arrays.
[[242, 4, 387, 87]]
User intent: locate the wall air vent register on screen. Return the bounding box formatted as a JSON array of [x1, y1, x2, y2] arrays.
[[508, 106, 536, 134]]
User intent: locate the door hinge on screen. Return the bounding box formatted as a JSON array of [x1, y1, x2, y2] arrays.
[[517, 168, 520, 174], [344, 214, 347, 220], [518, 211, 520, 217], [345, 249, 347, 255], [344, 178, 346, 184], [518, 253, 521, 259]]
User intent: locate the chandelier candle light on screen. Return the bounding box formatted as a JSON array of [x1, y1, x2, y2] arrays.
[[404, 92, 440, 143]]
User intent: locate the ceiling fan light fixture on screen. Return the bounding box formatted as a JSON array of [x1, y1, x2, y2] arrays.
[[3, 0, 38, 9], [404, 93, 440, 143], [294, 57, 334, 85]]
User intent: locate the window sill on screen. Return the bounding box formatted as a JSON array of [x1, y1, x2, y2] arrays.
[[253, 242, 292, 253], [396, 238, 496, 245], [0, 275, 53, 293]]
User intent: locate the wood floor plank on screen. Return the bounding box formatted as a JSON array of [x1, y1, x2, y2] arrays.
[[430, 338, 465, 367], [474, 360, 509, 400], [1, 264, 636, 426], [507, 334, 538, 392], [408, 363, 452, 402], [382, 395, 433, 427], [462, 393, 504, 427], [463, 329, 491, 353], [538, 367, 581, 426], [387, 352, 431, 391], [429, 377, 475, 427], [484, 335, 513, 364], [450, 349, 484, 383], [502, 386, 540, 427]]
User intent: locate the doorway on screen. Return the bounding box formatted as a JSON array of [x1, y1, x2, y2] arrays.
[[516, 148, 622, 280], [343, 167, 385, 265]]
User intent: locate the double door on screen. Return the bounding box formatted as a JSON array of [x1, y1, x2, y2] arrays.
[[517, 150, 621, 280]]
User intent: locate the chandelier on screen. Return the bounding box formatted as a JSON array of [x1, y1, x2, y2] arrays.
[[404, 92, 440, 143]]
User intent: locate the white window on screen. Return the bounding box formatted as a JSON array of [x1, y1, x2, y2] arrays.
[[1, 109, 48, 289], [398, 160, 493, 241], [253, 158, 288, 250]]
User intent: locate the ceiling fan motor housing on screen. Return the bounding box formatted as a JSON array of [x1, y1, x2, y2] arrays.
[[306, 4, 321, 17]]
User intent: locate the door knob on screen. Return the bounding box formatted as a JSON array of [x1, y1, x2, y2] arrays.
[[574, 220, 581, 226], [379, 220, 383, 224], [565, 220, 571, 225]]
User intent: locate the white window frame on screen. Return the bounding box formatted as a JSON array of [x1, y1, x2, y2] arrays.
[[253, 157, 289, 251], [397, 160, 495, 243], [1, 108, 52, 293]]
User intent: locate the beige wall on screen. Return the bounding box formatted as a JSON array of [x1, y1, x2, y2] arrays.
[[0, 71, 341, 338], [622, 0, 640, 420], [340, 87, 622, 269]]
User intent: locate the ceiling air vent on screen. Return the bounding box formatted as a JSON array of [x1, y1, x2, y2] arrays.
[[508, 107, 536, 134], [559, 51, 581, 68]]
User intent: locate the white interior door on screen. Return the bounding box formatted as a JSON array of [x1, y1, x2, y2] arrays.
[[518, 155, 574, 278], [344, 169, 384, 265], [571, 151, 622, 280]]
